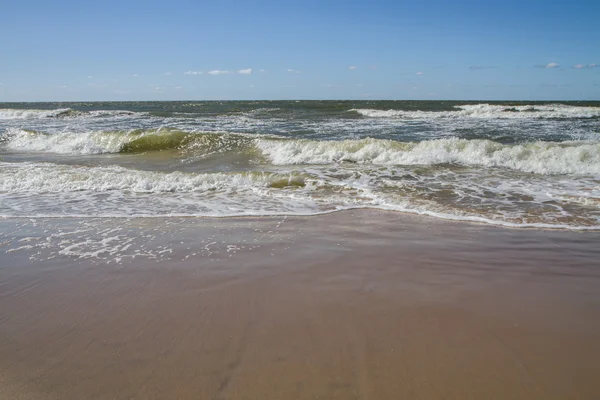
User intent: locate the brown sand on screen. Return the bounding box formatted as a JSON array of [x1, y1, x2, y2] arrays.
[[1, 210, 599, 399]]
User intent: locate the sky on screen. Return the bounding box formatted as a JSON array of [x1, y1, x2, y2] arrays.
[[1, 0, 599, 101]]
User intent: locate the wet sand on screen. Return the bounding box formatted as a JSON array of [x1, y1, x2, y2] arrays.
[[1, 210, 600, 399]]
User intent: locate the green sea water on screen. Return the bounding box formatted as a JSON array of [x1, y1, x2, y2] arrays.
[[1, 100, 599, 229]]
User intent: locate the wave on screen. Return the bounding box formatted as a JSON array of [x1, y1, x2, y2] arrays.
[[0, 108, 74, 120], [256, 137, 600, 175], [352, 104, 600, 119], [0, 162, 307, 193], [2, 128, 599, 175], [0, 108, 139, 120], [0, 162, 329, 218], [0, 161, 597, 229], [0, 128, 254, 156], [120, 130, 253, 154]]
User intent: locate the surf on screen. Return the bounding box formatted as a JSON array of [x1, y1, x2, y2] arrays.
[[2, 128, 599, 175], [255, 137, 600, 175], [351, 103, 600, 119], [0, 128, 256, 156]]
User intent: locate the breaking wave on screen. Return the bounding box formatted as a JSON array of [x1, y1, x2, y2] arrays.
[[0, 128, 254, 156], [2, 128, 599, 175], [0, 108, 139, 120], [255, 137, 600, 175], [0, 161, 598, 229], [0, 108, 74, 119], [0, 162, 307, 193], [0, 162, 328, 218], [352, 104, 600, 119]]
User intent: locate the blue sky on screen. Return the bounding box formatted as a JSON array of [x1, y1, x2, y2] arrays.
[[1, 0, 599, 101]]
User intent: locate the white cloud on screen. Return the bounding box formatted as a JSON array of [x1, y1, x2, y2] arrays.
[[417, 71, 423, 75], [348, 66, 357, 70], [185, 71, 203, 75], [573, 63, 598, 69], [155, 86, 161, 90], [237, 68, 253, 75], [133, 74, 138, 77], [59, 85, 67, 88], [259, 69, 266, 73], [287, 69, 301, 73], [174, 86, 183, 89], [208, 70, 230, 75], [536, 62, 559, 68], [165, 72, 173, 76], [87, 76, 93, 79]]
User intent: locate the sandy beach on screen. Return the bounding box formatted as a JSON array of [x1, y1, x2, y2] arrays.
[[1, 210, 600, 399]]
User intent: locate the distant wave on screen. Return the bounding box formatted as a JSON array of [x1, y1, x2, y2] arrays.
[[0, 108, 74, 119], [351, 104, 600, 119], [0, 108, 139, 120]]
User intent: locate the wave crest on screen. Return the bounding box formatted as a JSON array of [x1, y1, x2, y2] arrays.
[[352, 104, 600, 119], [0, 108, 138, 120], [256, 137, 600, 175], [2, 128, 599, 175], [1, 128, 253, 156], [0, 162, 306, 193], [0, 108, 74, 120]]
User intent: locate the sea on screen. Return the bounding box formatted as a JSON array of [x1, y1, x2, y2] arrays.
[[1, 100, 599, 230]]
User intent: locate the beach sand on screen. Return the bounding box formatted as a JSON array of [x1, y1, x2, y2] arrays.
[[1, 210, 599, 399]]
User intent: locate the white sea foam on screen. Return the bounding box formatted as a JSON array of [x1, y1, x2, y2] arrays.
[[256, 138, 600, 175], [0, 161, 597, 229], [0, 128, 263, 155], [0, 108, 73, 120], [0, 162, 307, 193], [352, 104, 600, 119], [1, 102, 599, 230], [0, 162, 330, 217], [3, 129, 599, 175], [1, 128, 127, 154], [0, 108, 141, 120]]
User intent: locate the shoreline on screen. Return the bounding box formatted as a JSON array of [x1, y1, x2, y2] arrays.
[[2, 206, 599, 231], [1, 209, 600, 399]]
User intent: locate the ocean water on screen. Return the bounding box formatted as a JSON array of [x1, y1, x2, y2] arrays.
[[0, 100, 599, 229]]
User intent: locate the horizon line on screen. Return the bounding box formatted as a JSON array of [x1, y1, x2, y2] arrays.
[[1, 98, 600, 103]]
